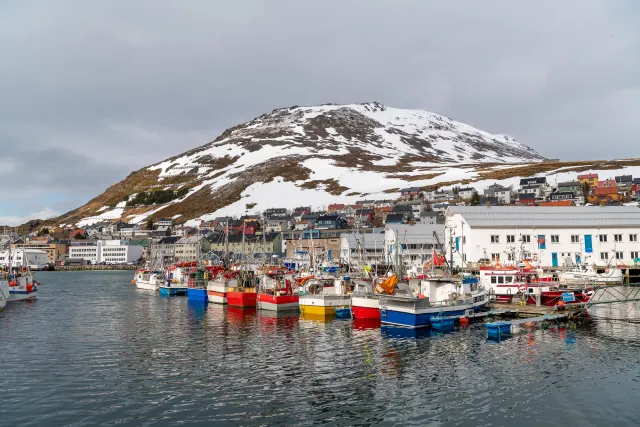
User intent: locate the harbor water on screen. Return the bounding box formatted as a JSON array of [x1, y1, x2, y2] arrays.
[[2, 271, 640, 426]]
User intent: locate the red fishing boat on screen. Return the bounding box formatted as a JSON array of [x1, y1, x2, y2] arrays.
[[226, 270, 258, 308], [258, 272, 299, 312]]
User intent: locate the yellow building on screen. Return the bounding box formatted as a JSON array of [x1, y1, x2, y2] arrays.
[[577, 173, 598, 187]]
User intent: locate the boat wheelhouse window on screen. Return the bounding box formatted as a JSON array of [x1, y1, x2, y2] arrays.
[[528, 288, 534, 293], [505, 276, 513, 283], [497, 276, 504, 284], [491, 276, 497, 284]]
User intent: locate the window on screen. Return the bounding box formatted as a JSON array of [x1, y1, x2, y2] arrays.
[[600, 252, 609, 260], [497, 276, 504, 284], [491, 235, 499, 243], [505, 276, 513, 283], [630, 234, 638, 242], [462, 254, 467, 262], [491, 276, 496, 284], [599, 235, 607, 243], [615, 252, 624, 260], [491, 253, 500, 262], [571, 235, 580, 243], [551, 235, 559, 243], [632, 251, 639, 259], [506, 235, 515, 243], [521, 235, 531, 243], [614, 234, 623, 242]]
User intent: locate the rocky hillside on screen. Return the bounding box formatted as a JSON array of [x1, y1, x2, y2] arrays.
[[45, 102, 637, 228]]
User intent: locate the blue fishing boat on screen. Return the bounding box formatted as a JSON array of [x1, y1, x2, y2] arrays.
[[380, 276, 488, 329]]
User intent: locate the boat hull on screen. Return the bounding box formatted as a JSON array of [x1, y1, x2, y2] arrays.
[[136, 281, 158, 291], [527, 291, 590, 306], [351, 296, 380, 320], [207, 291, 227, 304], [187, 288, 208, 302], [8, 290, 37, 302], [258, 294, 299, 312], [227, 290, 258, 308], [299, 294, 351, 317], [380, 295, 489, 329], [159, 286, 187, 296]]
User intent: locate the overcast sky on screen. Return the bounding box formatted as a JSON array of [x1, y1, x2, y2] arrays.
[[1, 1, 638, 225]]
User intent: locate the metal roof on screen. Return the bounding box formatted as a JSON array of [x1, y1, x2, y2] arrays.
[[447, 206, 640, 227]]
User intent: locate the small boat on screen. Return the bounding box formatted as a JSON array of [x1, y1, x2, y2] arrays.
[[158, 263, 189, 296], [351, 279, 381, 320], [187, 267, 209, 303], [134, 268, 163, 291], [559, 264, 624, 285], [380, 276, 489, 328], [226, 270, 258, 308], [206, 267, 236, 304], [7, 272, 38, 302], [524, 284, 592, 306], [298, 277, 352, 318], [0, 277, 9, 311], [258, 272, 299, 312]]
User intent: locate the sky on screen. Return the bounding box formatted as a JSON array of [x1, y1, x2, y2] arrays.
[[0, 1, 638, 225]]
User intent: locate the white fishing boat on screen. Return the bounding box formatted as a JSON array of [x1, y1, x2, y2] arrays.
[[134, 268, 163, 291], [7, 271, 38, 302], [298, 277, 352, 318], [0, 276, 9, 311], [559, 264, 624, 284]]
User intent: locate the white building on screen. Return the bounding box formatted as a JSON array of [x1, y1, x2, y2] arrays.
[[385, 224, 445, 266], [340, 231, 386, 266], [68, 240, 143, 264], [0, 249, 48, 270], [458, 187, 476, 200], [445, 206, 640, 268], [484, 184, 512, 205]]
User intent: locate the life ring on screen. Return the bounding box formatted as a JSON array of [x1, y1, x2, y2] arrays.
[[533, 255, 538, 261], [518, 285, 527, 293]]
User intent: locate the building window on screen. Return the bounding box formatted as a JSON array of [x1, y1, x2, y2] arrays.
[[599, 235, 607, 243], [506, 235, 515, 243], [614, 234, 623, 242], [521, 235, 531, 243], [630, 234, 638, 242], [600, 252, 609, 260], [490, 235, 499, 244], [615, 252, 624, 260], [571, 235, 580, 243], [491, 253, 500, 262], [632, 251, 639, 259], [551, 235, 559, 243], [462, 254, 467, 262]]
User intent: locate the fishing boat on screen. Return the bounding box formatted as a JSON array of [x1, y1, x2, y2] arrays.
[[226, 270, 258, 308], [187, 267, 210, 303], [479, 263, 553, 303], [523, 283, 592, 306], [559, 264, 624, 285], [380, 276, 489, 328], [0, 275, 9, 311], [7, 270, 38, 302], [258, 272, 299, 312], [298, 277, 352, 318], [206, 266, 236, 304], [158, 262, 190, 296], [134, 268, 163, 291], [351, 279, 381, 320]]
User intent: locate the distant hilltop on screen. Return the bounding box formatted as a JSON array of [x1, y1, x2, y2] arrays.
[[23, 102, 640, 230]]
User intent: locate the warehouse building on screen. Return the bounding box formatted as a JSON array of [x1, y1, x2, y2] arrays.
[[445, 206, 640, 268]]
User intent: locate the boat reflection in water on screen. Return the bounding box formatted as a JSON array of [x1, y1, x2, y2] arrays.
[[258, 310, 299, 332], [226, 305, 257, 325], [353, 317, 381, 330], [300, 311, 336, 323], [381, 325, 431, 339]]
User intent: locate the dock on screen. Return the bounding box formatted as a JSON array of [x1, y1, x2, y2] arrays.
[[485, 313, 569, 340]]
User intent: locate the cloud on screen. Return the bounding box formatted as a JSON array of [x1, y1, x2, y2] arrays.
[[0, 208, 59, 227], [0, 0, 638, 219]]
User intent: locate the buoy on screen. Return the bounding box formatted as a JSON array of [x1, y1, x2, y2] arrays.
[[418, 294, 425, 299], [9, 281, 17, 287], [460, 317, 469, 327], [131, 279, 136, 284]]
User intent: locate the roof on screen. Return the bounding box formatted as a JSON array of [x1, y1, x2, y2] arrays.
[[393, 205, 413, 211], [340, 231, 385, 249], [519, 177, 546, 185], [578, 173, 598, 179], [400, 187, 421, 192], [616, 175, 633, 183], [177, 236, 203, 244], [539, 200, 575, 206], [157, 236, 180, 245], [634, 178, 640, 185], [458, 187, 476, 192], [550, 191, 575, 197], [386, 223, 444, 244], [317, 214, 343, 221], [328, 203, 345, 210], [385, 214, 405, 223], [558, 181, 581, 187], [447, 206, 640, 227]]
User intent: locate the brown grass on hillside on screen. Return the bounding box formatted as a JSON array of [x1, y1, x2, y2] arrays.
[[298, 179, 350, 196]]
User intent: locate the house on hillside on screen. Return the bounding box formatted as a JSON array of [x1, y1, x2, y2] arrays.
[[593, 179, 620, 203], [557, 181, 582, 194], [399, 187, 422, 200], [327, 203, 345, 214], [517, 193, 536, 206], [484, 184, 512, 205], [578, 173, 598, 187], [616, 175, 633, 194], [315, 215, 347, 230], [385, 213, 405, 225], [458, 187, 476, 200]]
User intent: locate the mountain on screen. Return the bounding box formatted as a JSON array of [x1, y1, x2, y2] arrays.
[[47, 102, 638, 228]]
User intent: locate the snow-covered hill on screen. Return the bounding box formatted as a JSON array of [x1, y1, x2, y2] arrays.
[[51, 101, 633, 228]]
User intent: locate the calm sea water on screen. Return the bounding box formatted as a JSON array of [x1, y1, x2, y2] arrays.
[[1, 271, 640, 426]]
